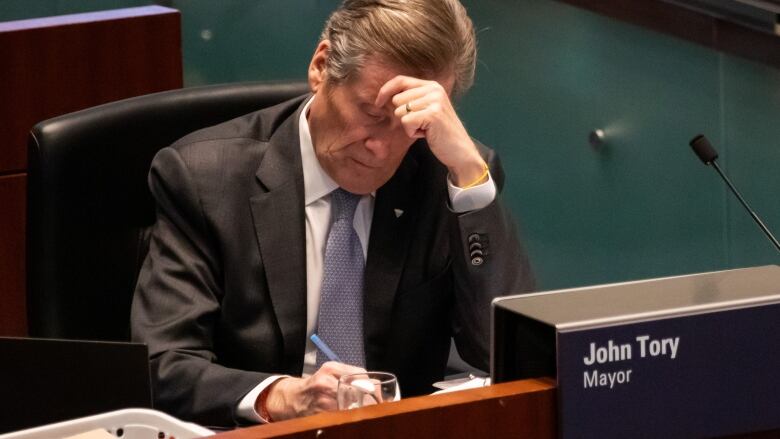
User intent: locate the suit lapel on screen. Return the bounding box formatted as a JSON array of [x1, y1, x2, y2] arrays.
[[249, 103, 308, 368], [364, 150, 419, 368]]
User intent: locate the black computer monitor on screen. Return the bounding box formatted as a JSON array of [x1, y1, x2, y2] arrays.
[[0, 337, 152, 434]]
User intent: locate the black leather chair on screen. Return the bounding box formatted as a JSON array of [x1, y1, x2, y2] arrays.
[[27, 81, 310, 341]]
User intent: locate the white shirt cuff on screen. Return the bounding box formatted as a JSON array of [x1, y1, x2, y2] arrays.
[[236, 375, 289, 423], [447, 171, 496, 213]]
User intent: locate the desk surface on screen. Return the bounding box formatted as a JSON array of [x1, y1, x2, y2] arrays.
[[213, 379, 557, 439]]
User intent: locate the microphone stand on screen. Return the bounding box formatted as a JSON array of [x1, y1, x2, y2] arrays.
[[709, 161, 780, 252]]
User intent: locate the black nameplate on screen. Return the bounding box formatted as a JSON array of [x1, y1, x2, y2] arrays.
[[557, 303, 780, 438]]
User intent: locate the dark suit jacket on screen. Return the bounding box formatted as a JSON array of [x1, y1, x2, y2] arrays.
[[131, 95, 534, 426]]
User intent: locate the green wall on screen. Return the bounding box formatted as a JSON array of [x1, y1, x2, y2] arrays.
[[3, 0, 778, 290]]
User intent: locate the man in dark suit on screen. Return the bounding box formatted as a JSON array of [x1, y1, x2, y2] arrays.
[[131, 0, 533, 427]]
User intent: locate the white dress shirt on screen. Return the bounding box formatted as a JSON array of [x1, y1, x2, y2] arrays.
[[237, 96, 496, 421]]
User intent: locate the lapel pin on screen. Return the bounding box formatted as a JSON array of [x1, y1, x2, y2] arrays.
[[394, 208, 404, 218]]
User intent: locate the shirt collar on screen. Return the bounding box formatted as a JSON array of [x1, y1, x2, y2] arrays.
[[299, 96, 339, 206]]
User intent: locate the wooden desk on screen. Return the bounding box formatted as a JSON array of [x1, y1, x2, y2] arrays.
[[213, 379, 556, 439]]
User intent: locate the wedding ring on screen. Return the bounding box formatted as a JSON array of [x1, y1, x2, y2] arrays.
[[405, 102, 412, 114]]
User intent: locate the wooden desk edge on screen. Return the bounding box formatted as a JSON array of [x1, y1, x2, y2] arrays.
[[213, 378, 556, 438]]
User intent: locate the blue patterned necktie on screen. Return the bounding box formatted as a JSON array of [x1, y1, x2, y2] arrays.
[[315, 188, 365, 368]]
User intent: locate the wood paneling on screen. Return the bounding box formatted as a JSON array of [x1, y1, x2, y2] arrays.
[[0, 174, 26, 336], [213, 379, 557, 439], [0, 6, 182, 336], [0, 6, 183, 173]]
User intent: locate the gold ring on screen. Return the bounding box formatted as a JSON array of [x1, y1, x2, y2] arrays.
[[405, 102, 412, 114]]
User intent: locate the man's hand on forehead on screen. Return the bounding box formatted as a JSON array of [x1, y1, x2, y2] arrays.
[[373, 75, 487, 187]]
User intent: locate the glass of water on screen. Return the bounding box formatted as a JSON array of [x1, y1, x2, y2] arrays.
[[337, 371, 400, 410]]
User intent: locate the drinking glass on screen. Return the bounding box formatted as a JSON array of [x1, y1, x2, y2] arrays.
[[337, 371, 400, 410]]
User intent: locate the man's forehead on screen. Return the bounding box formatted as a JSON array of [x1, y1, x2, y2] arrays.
[[348, 57, 456, 101], [352, 60, 403, 98]]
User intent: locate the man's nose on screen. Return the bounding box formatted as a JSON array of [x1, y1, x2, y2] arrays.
[[363, 135, 390, 160]]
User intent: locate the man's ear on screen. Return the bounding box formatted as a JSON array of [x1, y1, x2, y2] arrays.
[[308, 40, 331, 93]]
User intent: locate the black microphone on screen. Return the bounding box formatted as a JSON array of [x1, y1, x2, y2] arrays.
[[689, 134, 780, 253]]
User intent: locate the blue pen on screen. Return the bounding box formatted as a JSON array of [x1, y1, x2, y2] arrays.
[[310, 334, 342, 363]]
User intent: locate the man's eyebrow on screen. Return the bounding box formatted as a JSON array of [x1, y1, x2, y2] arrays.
[[359, 102, 385, 114], [357, 89, 388, 110]]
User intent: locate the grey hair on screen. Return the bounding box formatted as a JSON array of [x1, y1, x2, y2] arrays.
[[320, 0, 477, 97]]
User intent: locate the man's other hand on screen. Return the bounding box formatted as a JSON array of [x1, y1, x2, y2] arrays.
[[262, 362, 367, 420]]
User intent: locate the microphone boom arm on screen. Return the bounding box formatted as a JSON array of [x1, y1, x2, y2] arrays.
[[710, 161, 780, 252]]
